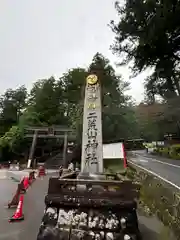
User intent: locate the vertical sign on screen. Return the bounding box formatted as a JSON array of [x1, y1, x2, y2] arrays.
[[48, 127, 54, 136], [81, 74, 103, 173], [27, 130, 38, 168]]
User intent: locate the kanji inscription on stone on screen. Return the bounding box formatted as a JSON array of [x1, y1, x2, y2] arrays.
[[81, 74, 103, 173]]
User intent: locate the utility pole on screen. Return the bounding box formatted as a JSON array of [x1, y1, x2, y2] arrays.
[[27, 130, 38, 168], [63, 132, 68, 168]]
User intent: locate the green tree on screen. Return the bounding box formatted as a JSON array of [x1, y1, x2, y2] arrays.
[[28, 77, 67, 125], [0, 86, 27, 136], [66, 53, 140, 142], [59, 68, 87, 126], [134, 102, 176, 141], [0, 53, 141, 161], [90, 53, 140, 141], [110, 0, 180, 100], [162, 96, 180, 136]]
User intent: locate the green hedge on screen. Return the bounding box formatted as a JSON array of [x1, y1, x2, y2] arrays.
[[154, 144, 180, 160]]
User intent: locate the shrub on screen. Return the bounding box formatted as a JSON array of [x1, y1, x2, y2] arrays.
[[160, 147, 170, 157], [152, 144, 180, 160], [169, 144, 180, 160], [127, 165, 178, 239]]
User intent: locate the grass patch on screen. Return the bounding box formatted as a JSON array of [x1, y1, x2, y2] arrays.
[[103, 158, 125, 174], [127, 165, 178, 239]]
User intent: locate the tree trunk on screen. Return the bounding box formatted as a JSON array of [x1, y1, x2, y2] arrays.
[[173, 76, 180, 96]]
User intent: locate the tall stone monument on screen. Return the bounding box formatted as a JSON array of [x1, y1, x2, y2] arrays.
[[81, 74, 103, 173]]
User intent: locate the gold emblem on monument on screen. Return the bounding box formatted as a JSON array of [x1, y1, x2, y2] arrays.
[[86, 74, 98, 85], [88, 103, 96, 109]]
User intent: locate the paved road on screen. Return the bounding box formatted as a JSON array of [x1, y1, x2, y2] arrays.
[[129, 150, 180, 189], [0, 173, 57, 240], [0, 170, 169, 240], [0, 179, 20, 240]]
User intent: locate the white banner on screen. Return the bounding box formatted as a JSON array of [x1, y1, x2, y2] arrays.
[[103, 143, 124, 159]]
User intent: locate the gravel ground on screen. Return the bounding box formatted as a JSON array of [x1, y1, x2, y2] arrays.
[[0, 174, 170, 240]]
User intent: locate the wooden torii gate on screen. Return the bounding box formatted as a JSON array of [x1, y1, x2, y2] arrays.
[[24, 126, 75, 168]]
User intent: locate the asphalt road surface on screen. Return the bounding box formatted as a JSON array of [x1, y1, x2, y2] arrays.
[[0, 174, 55, 240], [0, 170, 168, 240], [129, 150, 180, 190]]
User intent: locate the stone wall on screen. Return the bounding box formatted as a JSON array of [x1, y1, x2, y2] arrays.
[[127, 163, 180, 239]]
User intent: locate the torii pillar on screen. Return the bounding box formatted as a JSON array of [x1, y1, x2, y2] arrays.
[[81, 74, 103, 173]]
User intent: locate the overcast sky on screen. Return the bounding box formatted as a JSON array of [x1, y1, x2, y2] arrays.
[[0, 0, 148, 103]]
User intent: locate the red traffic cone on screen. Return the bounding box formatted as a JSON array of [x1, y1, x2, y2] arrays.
[[9, 195, 24, 222], [8, 183, 21, 208], [38, 166, 46, 178], [23, 177, 29, 190]]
